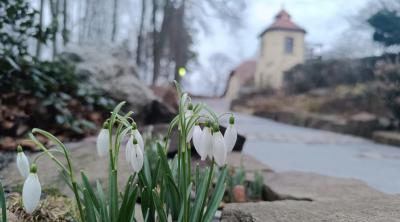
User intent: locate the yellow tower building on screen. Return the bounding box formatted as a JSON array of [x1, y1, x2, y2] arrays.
[[255, 10, 306, 89]]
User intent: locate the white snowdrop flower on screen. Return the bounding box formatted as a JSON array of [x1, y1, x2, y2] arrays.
[[16, 145, 30, 179], [212, 128, 227, 167], [96, 128, 110, 157], [130, 138, 144, 173], [125, 135, 134, 164], [202, 125, 213, 160], [132, 123, 144, 152], [192, 124, 207, 160], [224, 116, 237, 153], [22, 164, 41, 214], [186, 124, 195, 143]]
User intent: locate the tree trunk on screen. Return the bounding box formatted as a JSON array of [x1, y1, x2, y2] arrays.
[[35, 0, 44, 58], [136, 0, 146, 66], [152, 0, 174, 84], [173, 0, 187, 83], [62, 0, 68, 45], [111, 0, 119, 42], [49, 0, 59, 59], [152, 0, 159, 85]]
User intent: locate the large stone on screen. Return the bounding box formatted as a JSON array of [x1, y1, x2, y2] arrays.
[[222, 171, 400, 222], [63, 45, 154, 109], [222, 196, 400, 222], [61, 46, 175, 124]]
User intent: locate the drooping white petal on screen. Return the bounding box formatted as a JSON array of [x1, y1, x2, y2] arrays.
[[130, 144, 144, 173], [202, 127, 213, 160], [224, 124, 237, 153], [186, 125, 195, 143], [17, 152, 30, 179], [96, 129, 110, 157], [212, 131, 227, 167], [133, 129, 144, 152], [125, 135, 134, 164], [192, 125, 206, 159], [22, 173, 41, 214]]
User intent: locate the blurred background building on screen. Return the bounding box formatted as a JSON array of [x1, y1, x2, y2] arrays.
[[254, 9, 306, 89]]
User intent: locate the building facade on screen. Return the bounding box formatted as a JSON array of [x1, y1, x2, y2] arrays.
[[255, 10, 306, 89]]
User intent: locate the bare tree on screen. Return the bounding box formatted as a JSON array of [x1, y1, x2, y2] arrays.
[[138, 0, 246, 85], [206, 52, 233, 96], [35, 0, 45, 57], [111, 0, 119, 42], [136, 0, 146, 66], [49, 0, 59, 58], [62, 0, 68, 45]]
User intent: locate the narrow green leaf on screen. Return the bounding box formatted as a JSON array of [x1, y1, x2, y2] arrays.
[[109, 170, 118, 221], [203, 167, 228, 222], [83, 188, 97, 222], [0, 180, 6, 222], [156, 143, 173, 177], [190, 167, 210, 222], [124, 185, 139, 222], [117, 175, 135, 222], [96, 180, 109, 222], [165, 174, 180, 220], [152, 190, 168, 222], [143, 154, 153, 188], [178, 183, 192, 222], [81, 171, 100, 210]]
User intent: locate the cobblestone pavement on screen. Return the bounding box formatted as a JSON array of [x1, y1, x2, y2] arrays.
[[196, 98, 400, 194]]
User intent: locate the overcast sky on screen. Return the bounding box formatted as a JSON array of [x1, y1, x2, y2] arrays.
[[188, 0, 371, 94]]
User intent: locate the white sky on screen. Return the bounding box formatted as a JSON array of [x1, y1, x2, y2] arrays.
[[188, 0, 370, 94]]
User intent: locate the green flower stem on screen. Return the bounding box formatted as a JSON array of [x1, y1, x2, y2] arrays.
[[199, 160, 215, 222], [33, 149, 65, 164], [29, 131, 85, 222], [28, 135, 69, 174]]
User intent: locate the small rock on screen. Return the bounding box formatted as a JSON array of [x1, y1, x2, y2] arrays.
[[233, 185, 246, 202]]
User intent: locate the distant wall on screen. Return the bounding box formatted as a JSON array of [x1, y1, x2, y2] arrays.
[[283, 53, 400, 94]]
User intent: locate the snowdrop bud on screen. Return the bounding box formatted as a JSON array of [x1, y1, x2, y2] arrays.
[[212, 128, 227, 167], [202, 124, 213, 160], [130, 138, 144, 173], [224, 116, 237, 153], [16, 145, 30, 179], [132, 123, 144, 152], [23, 164, 41, 214], [192, 124, 206, 159], [96, 128, 110, 157]]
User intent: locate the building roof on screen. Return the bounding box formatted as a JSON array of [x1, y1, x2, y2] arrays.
[[223, 60, 257, 97], [229, 60, 257, 86], [259, 9, 306, 36]]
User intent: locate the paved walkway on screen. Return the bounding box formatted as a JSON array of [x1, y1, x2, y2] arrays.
[[197, 98, 400, 194]]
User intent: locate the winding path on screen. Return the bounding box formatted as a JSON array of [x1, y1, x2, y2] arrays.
[[198, 98, 400, 194]]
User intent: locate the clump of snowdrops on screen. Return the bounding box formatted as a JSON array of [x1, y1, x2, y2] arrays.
[[10, 83, 237, 222]]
